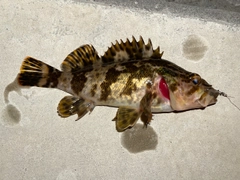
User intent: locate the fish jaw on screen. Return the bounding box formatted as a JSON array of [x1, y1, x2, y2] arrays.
[[169, 87, 218, 111]]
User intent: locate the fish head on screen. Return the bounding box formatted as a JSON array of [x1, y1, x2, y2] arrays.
[[160, 69, 219, 111]]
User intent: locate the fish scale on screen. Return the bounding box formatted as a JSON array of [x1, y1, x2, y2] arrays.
[[15, 36, 225, 132]]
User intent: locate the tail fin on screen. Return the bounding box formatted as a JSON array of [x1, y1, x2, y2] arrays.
[[18, 57, 62, 88]]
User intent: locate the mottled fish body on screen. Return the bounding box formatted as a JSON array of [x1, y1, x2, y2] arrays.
[[16, 36, 223, 132]]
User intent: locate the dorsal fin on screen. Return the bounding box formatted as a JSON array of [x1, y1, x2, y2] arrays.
[[101, 36, 163, 65], [61, 45, 100, 72]]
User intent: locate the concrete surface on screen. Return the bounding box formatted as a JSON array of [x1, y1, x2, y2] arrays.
[[1, 0, 240, 179], [88, 0, 240, 24]]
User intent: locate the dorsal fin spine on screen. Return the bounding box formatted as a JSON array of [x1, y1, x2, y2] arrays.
[[137, 36, 144, 49], [101, 36, 163, 65], [114, 41, 121, 51]]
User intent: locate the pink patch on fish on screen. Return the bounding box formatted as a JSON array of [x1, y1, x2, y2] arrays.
[[159, 78, 170, 100]]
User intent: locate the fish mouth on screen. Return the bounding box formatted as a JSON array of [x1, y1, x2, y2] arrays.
[[159, 77, 170, 100], [208, 88, 220, 99], [198, 88, 219, 107]]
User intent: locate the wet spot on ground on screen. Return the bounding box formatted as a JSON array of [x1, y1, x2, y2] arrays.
[[1, 104, 21, 126], [182, 34, 208, 61], [121, 123, 158, 153]]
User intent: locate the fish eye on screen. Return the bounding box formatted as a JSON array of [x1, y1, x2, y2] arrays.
[[192, 78, 198, 85], [190, 74, 201, 85]]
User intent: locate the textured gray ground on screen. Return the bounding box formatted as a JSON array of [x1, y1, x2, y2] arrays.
[[82, 0, 240, 24], [1, 0, 240, 179]]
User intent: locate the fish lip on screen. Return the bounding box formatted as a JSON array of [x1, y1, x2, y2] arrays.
[[198, 87, 219, 107], [207, 88, 220, 99]]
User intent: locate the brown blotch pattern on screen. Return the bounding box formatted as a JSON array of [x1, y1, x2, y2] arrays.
[[187, 87, 198, 96], [71, 72, 88, 94], [100, 67, 122, 101], [120, 82, 137, 96], [45, 69, 62, 88], [90, 84, 97, 97], [99, 60, 166, 101]]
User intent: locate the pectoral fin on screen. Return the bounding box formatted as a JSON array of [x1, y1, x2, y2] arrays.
[[140, 87, 153, 127], [57, 96, 95, 121], [113, 107, 140, 132]]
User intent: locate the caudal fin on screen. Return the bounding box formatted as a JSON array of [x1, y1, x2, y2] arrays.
[[18, 57, 62, 88]]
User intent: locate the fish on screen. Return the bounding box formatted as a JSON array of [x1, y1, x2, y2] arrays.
[[15, 36, 229, 132]]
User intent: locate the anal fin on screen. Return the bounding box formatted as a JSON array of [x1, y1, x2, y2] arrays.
[[57, 96, 95, 121], [112, 107, 140, 132]]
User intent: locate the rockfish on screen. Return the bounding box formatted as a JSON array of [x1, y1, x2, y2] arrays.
[[16, 36, 228, 132]]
